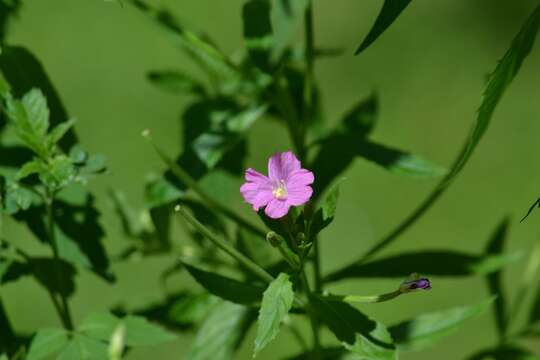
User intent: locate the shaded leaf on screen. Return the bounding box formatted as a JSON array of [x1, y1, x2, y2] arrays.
[[254, 273, 294, 357], [311, 182, 340, 236], [184, 262, 265, 305], [484, 219, 510, 338], [324, 250, 520, 283], [466, 345, 539, 360], [243, 0, 274, 71], [167, 292, 219, 325], [270, 0, 309, 58], [343, 322, 397, 360], [389, 297, 495, 351], [521, 197, 540, 222], [26, 328, 69, 360], [188, 301, 254, 360], [147, 70, 205, 95], [355, 0, 411, 55]]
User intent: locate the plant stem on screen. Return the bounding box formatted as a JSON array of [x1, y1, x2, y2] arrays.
[[45, 192, 74, 330], [334, 290, 403, 304], [175, 205, 274, 284], [299, 267, 321, 359], [144, 135, 267, 239]]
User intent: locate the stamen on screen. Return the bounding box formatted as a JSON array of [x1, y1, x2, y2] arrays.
[[272, 179, 288, 200]]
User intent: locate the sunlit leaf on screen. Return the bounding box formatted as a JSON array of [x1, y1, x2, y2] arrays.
[[311, 181, 340, 236], [254, 273, 294, 357], [26, 328, 69, 360]]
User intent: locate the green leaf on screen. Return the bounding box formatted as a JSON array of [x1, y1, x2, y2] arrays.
[[26, 328, 69, 360], [2, 182, 36, 214], [270, 0, 308, 58], [188, 301, 253, 360], [343, 322, 397, 360], [167, 293, 219, 325], [183, 262, 265, 305], [254, 273, 294, 357], [466, 345, 539, 360], [16, 159, 43, 180], [79, 312, 176, 347], [46, 118, 76, 149], [343, 5, 540, 262], [38, 155, 75, 190], [324, 250, 520, 283], [355, 0, 411, 55], [0, 46, 76, 151], [147, 70, 205, 95], [389, 297, 495, 351], [191, 104, 267, 168], [243, 0, 274, 71], [122, 315, 177, 346], [21, 88, 49, 137], [311, 181, 340, 236], [57, 334, 108, 360]]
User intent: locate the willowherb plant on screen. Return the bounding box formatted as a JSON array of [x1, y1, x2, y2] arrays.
[[0, 0, 539, 359]]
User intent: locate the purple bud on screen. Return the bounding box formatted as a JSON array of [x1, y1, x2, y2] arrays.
[[400, 277, 432, 293]]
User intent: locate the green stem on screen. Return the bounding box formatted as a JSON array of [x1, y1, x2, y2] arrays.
[[175, 205, 274, 284], [299, 267, 321, 359], [335, 290, 402, 304], [144, 134, 267, 239], [45, 192, 74, 330]]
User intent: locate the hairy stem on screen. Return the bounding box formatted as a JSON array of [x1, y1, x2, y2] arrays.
[[175, 205, 274, 284]]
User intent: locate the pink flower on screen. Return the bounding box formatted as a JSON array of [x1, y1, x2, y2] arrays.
[[240, 151, 314, 219]]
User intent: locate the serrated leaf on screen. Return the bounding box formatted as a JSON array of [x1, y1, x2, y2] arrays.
[[324, 250, 520, 283], [389, 297, 495, 351], [0, 46, 76, 151], [21, 88, 49, 137], [147, 70, 205, 95], [38, 155, 75, 190], [26, 328, 69, 360], [188, 301, 252, 360], [183, 262, 265, 305], [355, 0, 411, 55], [254, 273, 294, 357]]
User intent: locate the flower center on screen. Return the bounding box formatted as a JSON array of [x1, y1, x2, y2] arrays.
[[272, 180, 288, 200]]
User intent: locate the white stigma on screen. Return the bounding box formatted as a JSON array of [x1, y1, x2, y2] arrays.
[[272, 179, 288, 200]]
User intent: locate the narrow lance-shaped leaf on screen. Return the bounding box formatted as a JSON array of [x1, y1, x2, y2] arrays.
[[348, 4, 540, 262], [26, 328, 70, 360], [310, 181, 340, 236], [254, 273, 294, 357], [324, 250, 521, 283], [355, 0, 412, 55], [389, 297, 495, 351], [243, 0, 274, 71], [147, 70, 205, 95]]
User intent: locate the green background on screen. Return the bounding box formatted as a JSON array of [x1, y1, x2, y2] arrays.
[[2, 0, 540, 358]]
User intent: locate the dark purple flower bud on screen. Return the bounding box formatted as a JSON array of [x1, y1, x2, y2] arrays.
[[400, 277, 432, 293]]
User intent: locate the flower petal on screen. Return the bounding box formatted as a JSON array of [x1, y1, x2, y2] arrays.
[[286, 185, 313, 206], [286, 169, 314, 188], [264, 198, 291, 219], [245, 168, 269, 184], [240, 178, 273, 211], [268, 151, 301, 181]]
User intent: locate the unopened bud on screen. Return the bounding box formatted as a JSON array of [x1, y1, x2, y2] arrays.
[[108, 323, 126, 360], [399, 273, 432, 293], [266, 231, 284, 247]]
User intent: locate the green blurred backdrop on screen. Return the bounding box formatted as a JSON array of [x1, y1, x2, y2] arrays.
[[2, 0, 540, 358]]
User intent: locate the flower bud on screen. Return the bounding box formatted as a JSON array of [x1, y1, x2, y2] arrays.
[[399, 274, 432, 293], [266, 231, 284, 247]]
